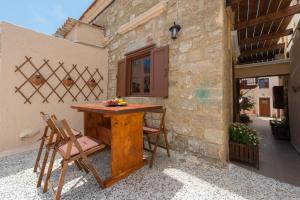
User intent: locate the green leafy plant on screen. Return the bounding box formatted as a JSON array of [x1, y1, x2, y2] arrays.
[[229, 123, 259, 146], [240, 96, 255, 112], [270, 119, 289, 128]]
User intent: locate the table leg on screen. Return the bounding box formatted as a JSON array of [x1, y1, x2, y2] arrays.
[[84, 112, 146, 187], [103, 112, 146, 187]]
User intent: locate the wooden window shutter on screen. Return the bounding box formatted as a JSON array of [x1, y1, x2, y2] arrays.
[[116, 59, 127, 97], [151, 45, 169, 97]]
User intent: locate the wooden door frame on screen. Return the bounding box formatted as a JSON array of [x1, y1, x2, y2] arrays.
[[259, 97, 271, 117]]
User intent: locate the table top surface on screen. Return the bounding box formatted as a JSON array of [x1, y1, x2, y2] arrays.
[[71, 103, 162, 115]]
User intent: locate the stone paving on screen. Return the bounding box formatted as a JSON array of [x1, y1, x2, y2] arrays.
[[0, 149, 299, 200], [248, 117, 300, 187]]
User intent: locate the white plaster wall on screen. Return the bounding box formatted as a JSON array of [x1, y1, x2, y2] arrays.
[[65, 23, 105, 47], [0, 22, 108, 154], [241, 76, 281, 117], [255, 76, 280, 117], [289, 19, 300, 153]]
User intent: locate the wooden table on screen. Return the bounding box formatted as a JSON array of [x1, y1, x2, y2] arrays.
[[71, 103, 162, 188]]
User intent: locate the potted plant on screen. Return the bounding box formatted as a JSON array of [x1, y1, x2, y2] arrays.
[[270, 118, 290, 140], [29, 73, 45, 86], [229, 123, 260, 168], [62, 76, 74, 87], [239, 96, 255, 123], [87, 78, 97, 88]]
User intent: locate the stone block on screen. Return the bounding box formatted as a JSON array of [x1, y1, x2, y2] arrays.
[[187, 49, 204, 63], [204, 128, 223, 144], [205, 142, 222, 159], [188, 137, 201, 153], [179, 41, 192, 53], [197, 99, 223, 115], [169, 133, 188, 153]]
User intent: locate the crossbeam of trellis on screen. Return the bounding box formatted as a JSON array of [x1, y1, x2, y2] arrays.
[[15, 56, 104, 104]]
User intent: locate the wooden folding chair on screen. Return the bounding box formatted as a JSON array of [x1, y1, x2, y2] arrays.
[[47, 118, 105, 200], [35, 112, 83, 191], [143, 108, 170, 168], [34, 121, 51, 173]]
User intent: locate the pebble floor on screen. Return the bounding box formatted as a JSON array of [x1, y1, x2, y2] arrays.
[[0, 148, 299, 200]]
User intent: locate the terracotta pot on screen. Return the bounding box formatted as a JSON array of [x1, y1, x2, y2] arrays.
[[29, 74, 45, 86], [87, 79, 97, 88], [63, 77, 74, 87]]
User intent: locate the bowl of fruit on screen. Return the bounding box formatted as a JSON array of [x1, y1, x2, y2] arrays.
[[102, 98, 127, 107]]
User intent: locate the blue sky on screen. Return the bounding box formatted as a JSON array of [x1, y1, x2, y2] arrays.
[[0, 0, 94, 35]]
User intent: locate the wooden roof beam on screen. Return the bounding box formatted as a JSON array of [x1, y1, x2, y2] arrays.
[[237, 4, 300, 30], [239, 28, 293, 46], [240, 43, 285, 57]]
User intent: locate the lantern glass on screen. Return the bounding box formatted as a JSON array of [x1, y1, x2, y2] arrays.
[[171, 28, 177, 39], [169, 22, 181, 40]]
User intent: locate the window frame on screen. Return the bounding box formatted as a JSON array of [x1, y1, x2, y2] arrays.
[[116, 44, 169, 98], [258, 78, 270, 89], [125, 44, 155, 97], [129, 54, 151, 96]]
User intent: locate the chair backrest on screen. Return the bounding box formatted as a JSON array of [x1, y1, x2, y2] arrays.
[[50, 118, 72, 142], [40, 112, 62, 144], [144, 108, 166, 130], [40, 112, 59, 133]]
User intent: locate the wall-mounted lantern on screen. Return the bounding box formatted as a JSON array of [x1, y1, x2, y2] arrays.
[[169, 22, 181, 40]]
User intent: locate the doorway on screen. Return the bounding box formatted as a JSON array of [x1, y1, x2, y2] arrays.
[[259, 97, 270, 117], [232, 75, 300, 186]]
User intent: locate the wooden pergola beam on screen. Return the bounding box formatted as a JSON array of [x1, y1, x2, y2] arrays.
[[240, 43, 285, 57], [237, 4, 300, 30], [238, 54, 275, 64], [239, 28, 293, 46], [227, 0, 248, 6]]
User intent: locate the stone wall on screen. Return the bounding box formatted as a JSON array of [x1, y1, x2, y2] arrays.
[[92, 0, 232, 163]]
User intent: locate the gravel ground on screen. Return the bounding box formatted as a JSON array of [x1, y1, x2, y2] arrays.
[[0, 149, 299, 200]]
